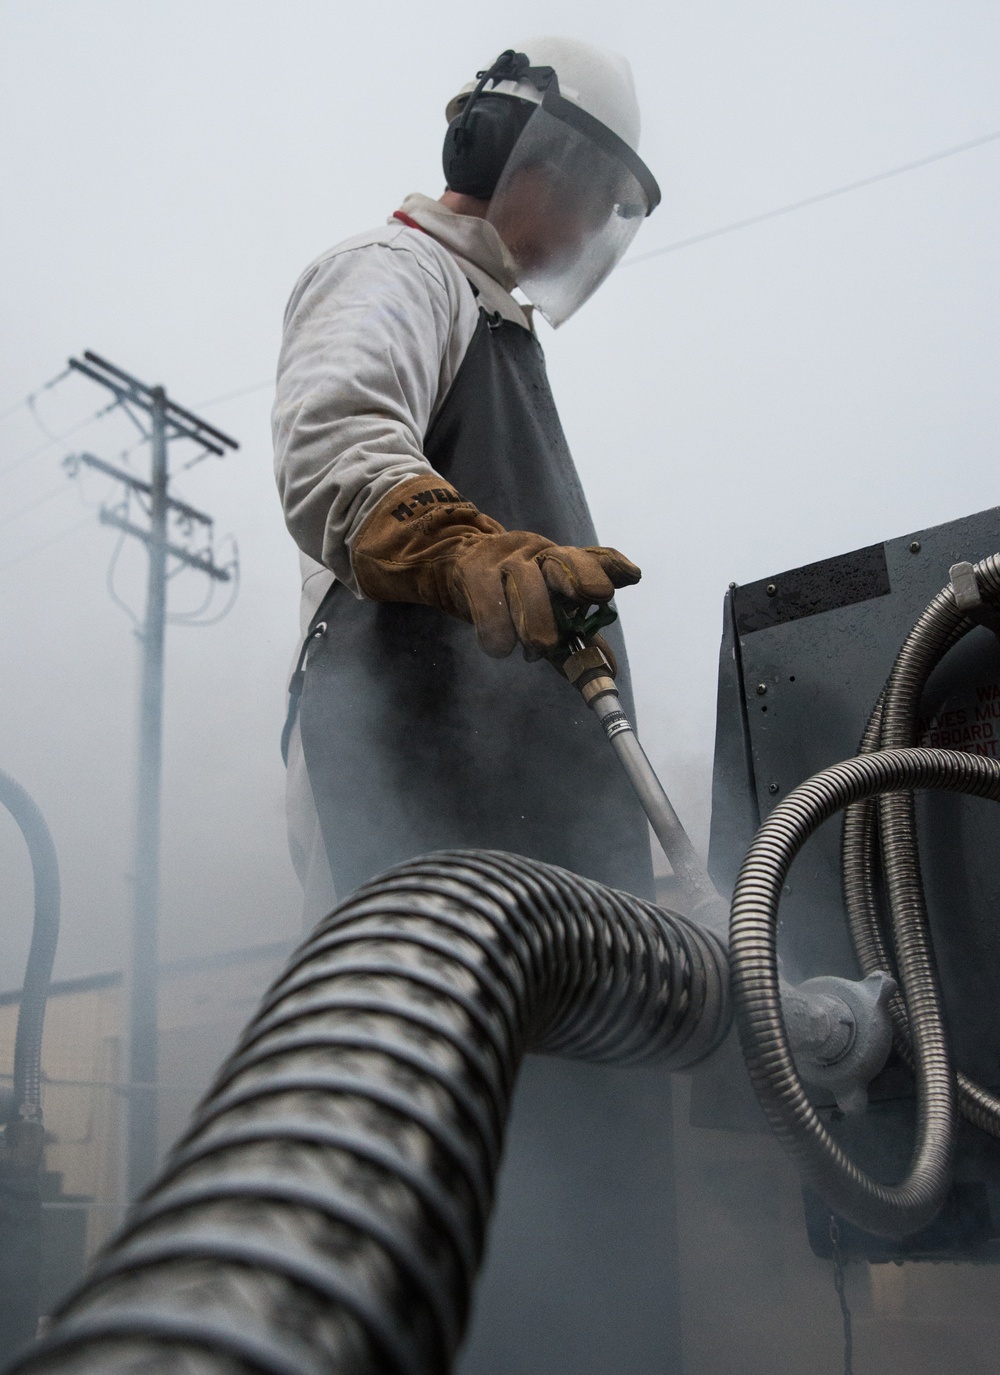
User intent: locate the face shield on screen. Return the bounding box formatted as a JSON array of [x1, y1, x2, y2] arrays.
[[486, 80, 660, 327]]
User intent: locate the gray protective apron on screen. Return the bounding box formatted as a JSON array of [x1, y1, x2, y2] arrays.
[[298, 307, 681, 1374], [299, 308, 654, 900]]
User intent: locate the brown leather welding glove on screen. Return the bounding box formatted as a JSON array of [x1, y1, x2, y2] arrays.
[[351, 473, 641, 658]]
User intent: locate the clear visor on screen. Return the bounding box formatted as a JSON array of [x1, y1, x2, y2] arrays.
[[486, 99, 654, 327]]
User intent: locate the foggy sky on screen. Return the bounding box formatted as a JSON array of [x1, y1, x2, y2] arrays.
[[1, 0, 999, 991]]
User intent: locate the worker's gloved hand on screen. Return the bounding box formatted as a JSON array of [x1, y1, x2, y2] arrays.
[[352, 473, 641, 657]]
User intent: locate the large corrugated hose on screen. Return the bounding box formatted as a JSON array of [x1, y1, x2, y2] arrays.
[[8, 850, 728, 1375], [732, 553, 1000, 1239]]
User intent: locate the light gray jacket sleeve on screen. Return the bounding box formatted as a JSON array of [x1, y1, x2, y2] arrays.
[[272, 234, 474, 594]]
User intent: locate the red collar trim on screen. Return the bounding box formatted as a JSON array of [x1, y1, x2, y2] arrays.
[[392, 210, 428, 234]]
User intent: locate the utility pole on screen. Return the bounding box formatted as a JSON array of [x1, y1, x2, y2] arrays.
[[66, 351, 238, 1197], [129, 385, 168, 1200]]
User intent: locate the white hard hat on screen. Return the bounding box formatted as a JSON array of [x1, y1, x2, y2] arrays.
[[445, 36, 642, 152], [445, 39, 658, 326]]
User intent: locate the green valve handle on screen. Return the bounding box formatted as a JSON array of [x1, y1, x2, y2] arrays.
[[551, 597, 618, 648], [545, 597, 619, 674]]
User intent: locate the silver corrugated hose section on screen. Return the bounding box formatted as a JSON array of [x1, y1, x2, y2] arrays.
[[731, 746, 1000, 1238], [842, 555, 1000, 1139], [8, 850, 728, 1375], [0, 769, 60, 1122], [0, 771, 60, 1362]]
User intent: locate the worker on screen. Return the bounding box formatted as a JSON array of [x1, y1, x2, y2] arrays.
[[273, 37, 680, 1373], [275, 37, 662, 915]]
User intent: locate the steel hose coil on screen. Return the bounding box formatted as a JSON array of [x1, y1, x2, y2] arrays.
[[842, 554, 1000, 1138], [731, 746, 1000, 1239], [9, 850, 728, 1375], [0, 770, 60, 1122]]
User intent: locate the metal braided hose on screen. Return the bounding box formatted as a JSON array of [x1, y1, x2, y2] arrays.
[[9, 850, 728, 1375], [731, 746, 1000, 1239], [0, 769, 60, 1123], [841, 554, 1000, 1138], [0, 772, 60, 1364]]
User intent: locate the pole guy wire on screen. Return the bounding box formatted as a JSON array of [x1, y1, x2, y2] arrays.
[[624, 127, 1000, 267]]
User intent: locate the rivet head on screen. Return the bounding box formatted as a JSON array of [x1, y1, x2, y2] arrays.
[[769, 782, 779, 794], [909, 541, 921, 554], [766, 583, 777, 596], [756, 683, 767, 696]]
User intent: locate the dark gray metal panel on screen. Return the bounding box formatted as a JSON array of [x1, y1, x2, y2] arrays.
[[734, 542, 890, 634], [911, 629, 1000, 1084], [715, 503, 1000, 1003], [709, 504, 1000, 1047], [704, 504, 1000, 1255], [707, 588, 761, 900]]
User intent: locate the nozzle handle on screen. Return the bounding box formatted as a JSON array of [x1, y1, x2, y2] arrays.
[[550, 596, 618, 652]]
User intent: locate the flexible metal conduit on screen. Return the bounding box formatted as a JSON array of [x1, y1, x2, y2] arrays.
[[0, 770, 60, 1365], [732, 746, 1000, 1239], [843, 553, 1000, 1140], [10, 849, 728, 1375], [0, 769, 60, 1122]]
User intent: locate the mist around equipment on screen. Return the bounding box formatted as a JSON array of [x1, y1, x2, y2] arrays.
[[1, 3, 999, 1372]]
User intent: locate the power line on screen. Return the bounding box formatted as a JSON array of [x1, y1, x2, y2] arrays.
[[27, 391, 63, 441], [0, 481, 69, 532], [194, 380, 272, 409], [105, 527, 142, 629], [168, 537, 240, 627], [166, 565, 216, 623], [0, 401, 119, 482], [189, 557, 240, 626], [0, 445, 123, 565], [0, 368, 71, 427], [6, 126, 992, 498], [624, 127, 1000, 267], [0, 515, 94, 573]]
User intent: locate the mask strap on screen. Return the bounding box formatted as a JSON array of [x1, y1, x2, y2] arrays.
[[453, 50, 555, 150]]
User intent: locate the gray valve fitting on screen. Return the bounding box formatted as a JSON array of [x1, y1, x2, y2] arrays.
[[782, 971, 896, 1115]]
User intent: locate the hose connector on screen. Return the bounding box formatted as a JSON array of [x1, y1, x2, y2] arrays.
[[562, 640, 618, 706], [783, 971, 896, 1115]]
